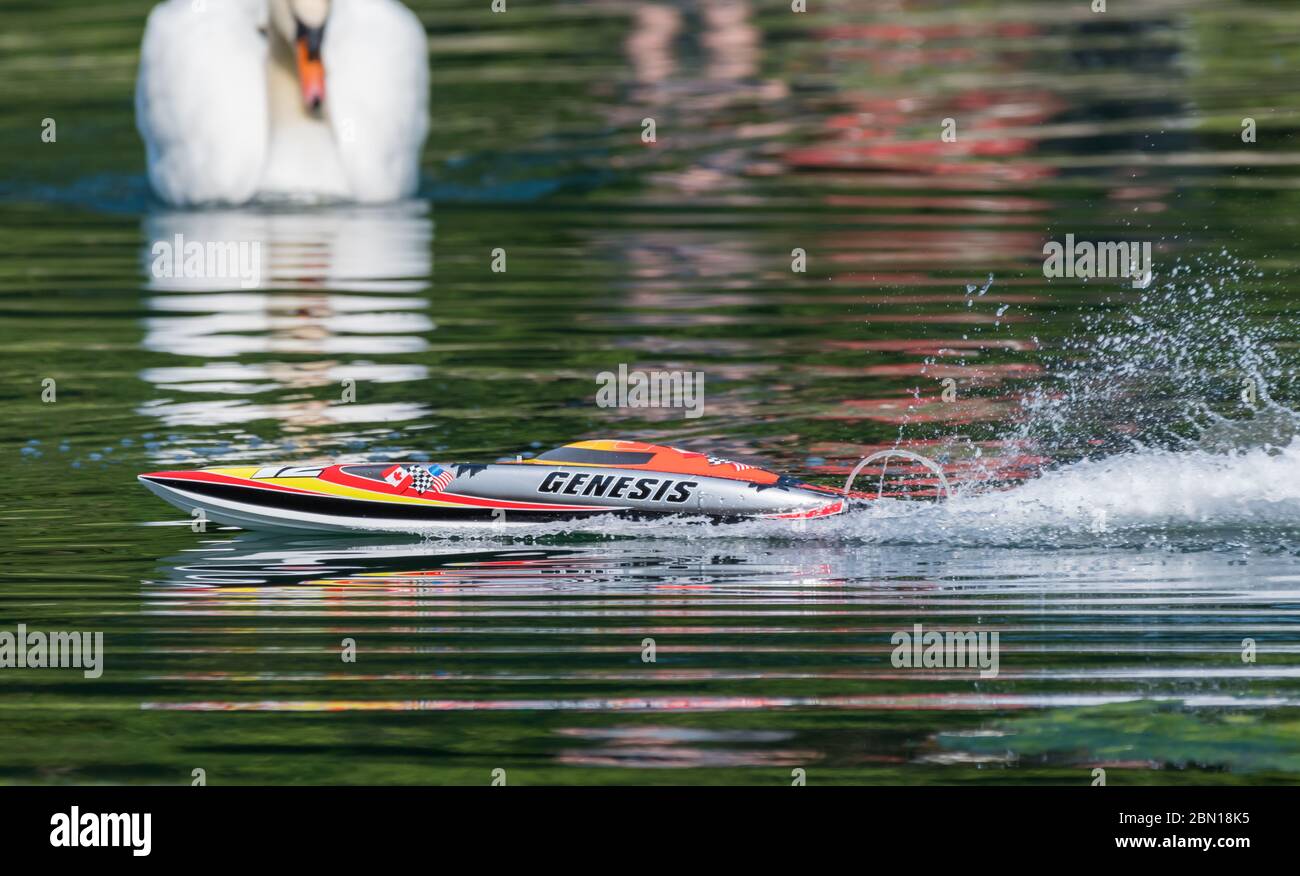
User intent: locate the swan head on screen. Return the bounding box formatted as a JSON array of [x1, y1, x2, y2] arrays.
[[270, 0, 331, 113]]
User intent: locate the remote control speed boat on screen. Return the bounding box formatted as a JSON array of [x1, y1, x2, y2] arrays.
[[138, 439, 862, 534]]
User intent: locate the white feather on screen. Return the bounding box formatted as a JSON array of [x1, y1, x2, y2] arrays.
[[135, 0, 269, 206], [324, 0, 430, 202]]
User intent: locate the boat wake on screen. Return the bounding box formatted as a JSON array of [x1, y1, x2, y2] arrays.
[[846, 438, 1300, 548]]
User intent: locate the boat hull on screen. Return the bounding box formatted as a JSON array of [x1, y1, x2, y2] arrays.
[[138, 459, 846, 534]]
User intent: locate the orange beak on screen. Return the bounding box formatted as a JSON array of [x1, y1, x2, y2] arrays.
[[295, 37, 325, 111]]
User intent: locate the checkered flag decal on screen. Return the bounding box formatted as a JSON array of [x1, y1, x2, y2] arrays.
[[708, 455, 753, 472], [409, 464, 455, 495]]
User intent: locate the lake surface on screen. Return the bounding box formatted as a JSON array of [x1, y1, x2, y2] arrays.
[[2, 0, 1300, 784]]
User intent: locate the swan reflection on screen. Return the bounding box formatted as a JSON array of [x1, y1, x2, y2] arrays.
[[137, 201, 433, 434]]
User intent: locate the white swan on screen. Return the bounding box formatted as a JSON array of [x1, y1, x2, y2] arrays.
[[136, 0, 428, 206]]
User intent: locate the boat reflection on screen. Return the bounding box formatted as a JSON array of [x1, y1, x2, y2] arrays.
[[147, 530, 856, 593], [151, 536, 598, 590], [139, 533, 1300, 722]]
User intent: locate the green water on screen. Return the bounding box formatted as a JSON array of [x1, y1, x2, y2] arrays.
[[2, 0, 1300, 785]]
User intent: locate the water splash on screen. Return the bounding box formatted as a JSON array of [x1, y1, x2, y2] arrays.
[[1014, 251, 1296, 458]]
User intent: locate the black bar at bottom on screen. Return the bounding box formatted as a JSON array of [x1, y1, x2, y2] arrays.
[[2, 785, 1283, 861]]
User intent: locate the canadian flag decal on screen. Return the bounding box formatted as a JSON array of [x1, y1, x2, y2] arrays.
[[382, 465, 412, 489]]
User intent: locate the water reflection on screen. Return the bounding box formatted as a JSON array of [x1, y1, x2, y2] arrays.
[[136, 201, 433, 434], [138, 534, 1300, 745], [141, 201, 433, 293]]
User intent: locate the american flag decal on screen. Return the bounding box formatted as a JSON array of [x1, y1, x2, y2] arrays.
[[707, 455, 753, 472], [409, 464, 455, 494]]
